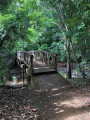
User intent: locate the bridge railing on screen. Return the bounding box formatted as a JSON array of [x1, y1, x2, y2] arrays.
[[17, 51, 33, 74], [17, 51, 57, 88], [32, 51, 57, 70], [17, 50, 57, 71]]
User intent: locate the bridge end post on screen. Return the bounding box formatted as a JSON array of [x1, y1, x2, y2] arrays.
[[26, 68, 31, 89], [30, 55, 33, 73], [53, 55, 57, 71]]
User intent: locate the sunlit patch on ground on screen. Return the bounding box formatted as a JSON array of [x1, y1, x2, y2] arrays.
[[59, 96, 90, 108], [6, 78, 27, 86], [65, 112, 90, 120], [54, 108, 64, 113], [53, 92, 62, 97], [33, 74, 90, 119], [51, 87, 59, 91]]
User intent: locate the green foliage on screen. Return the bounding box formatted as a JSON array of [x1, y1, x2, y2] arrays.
[[39, 44, 49, 51], [0, 0, 90, 83], [50, 42, 67, 62], [0, 49, 16, 84]]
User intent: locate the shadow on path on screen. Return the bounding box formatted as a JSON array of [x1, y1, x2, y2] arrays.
[[34, 73, 90, 120]]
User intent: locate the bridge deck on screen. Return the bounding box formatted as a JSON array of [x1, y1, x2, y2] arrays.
[[17, 51, 57, 76], [33, 60, 57, 75]]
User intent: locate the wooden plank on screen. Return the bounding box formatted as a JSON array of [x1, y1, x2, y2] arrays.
[[33, 60, 57, 75], [17, 51, 57, 76]]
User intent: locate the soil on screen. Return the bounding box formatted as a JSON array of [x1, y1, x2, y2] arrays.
[[33, 74, 90, 120], [0, 64, 90, 120]]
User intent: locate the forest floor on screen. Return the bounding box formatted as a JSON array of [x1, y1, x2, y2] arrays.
[[33, 73, 90, 120], [0, 64, 90, 120]]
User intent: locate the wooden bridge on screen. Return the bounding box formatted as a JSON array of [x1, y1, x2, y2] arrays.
[[17, 51, 57, 85]]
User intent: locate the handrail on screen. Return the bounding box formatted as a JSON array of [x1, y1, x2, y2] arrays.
[[17, 50, 57, 88], [31, 50, 57, 56], [32, 51, 57, 70], [17, 50, 57, 71], [17, 51, 33, 73]]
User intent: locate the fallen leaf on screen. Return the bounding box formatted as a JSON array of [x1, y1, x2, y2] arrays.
[[24, 107, 37, 112], [31, 109, 37, 112], [24, 106, 29, 110], [5, 105, 8, 108]]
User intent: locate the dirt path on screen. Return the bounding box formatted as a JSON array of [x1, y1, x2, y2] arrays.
[[0, 72, 90, 120], [33, 73, 90, 120]]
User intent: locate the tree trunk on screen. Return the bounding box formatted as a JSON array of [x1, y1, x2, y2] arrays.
[[70, 42, 86, 78], [51, 2, 72, 78], [66, 39, 71, 78]]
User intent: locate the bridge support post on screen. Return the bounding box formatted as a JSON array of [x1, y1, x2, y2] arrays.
[[53, 56, 57, 70], [22, 65, 24, 84], [45, 53, 47, 65], [26, 68, 31, 89], [41, 52, 43, 62], [30, 55, 33, 73], [47, 53, 49, 65], [26, 55, 33, 89], [21, 64, 25, 84], [27, 75, 31, 90], [42, 52, 44, 63]]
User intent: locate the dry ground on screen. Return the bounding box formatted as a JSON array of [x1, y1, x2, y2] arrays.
[[0, 64, 90, 120], [33, 73, 90, 120]]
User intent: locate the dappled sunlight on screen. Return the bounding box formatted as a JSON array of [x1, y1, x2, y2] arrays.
[[52, 92, 62, 97], [54, 107, 64, 114], [59, 96, 90, 108], [34, 68, 90, 119], [65, 112, 90, 120], [51, 87, 59, 92], [53, 95, 90, 117], [53, 103, 65, 114], [0, 0, 89, 119], [61, 86, 69, 89], [56, 109, 65, 114], [36, 89, 48, 93], [54, 102, 59, 106], [6, 78, 27, 87], [34, 67, 39, 70]]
